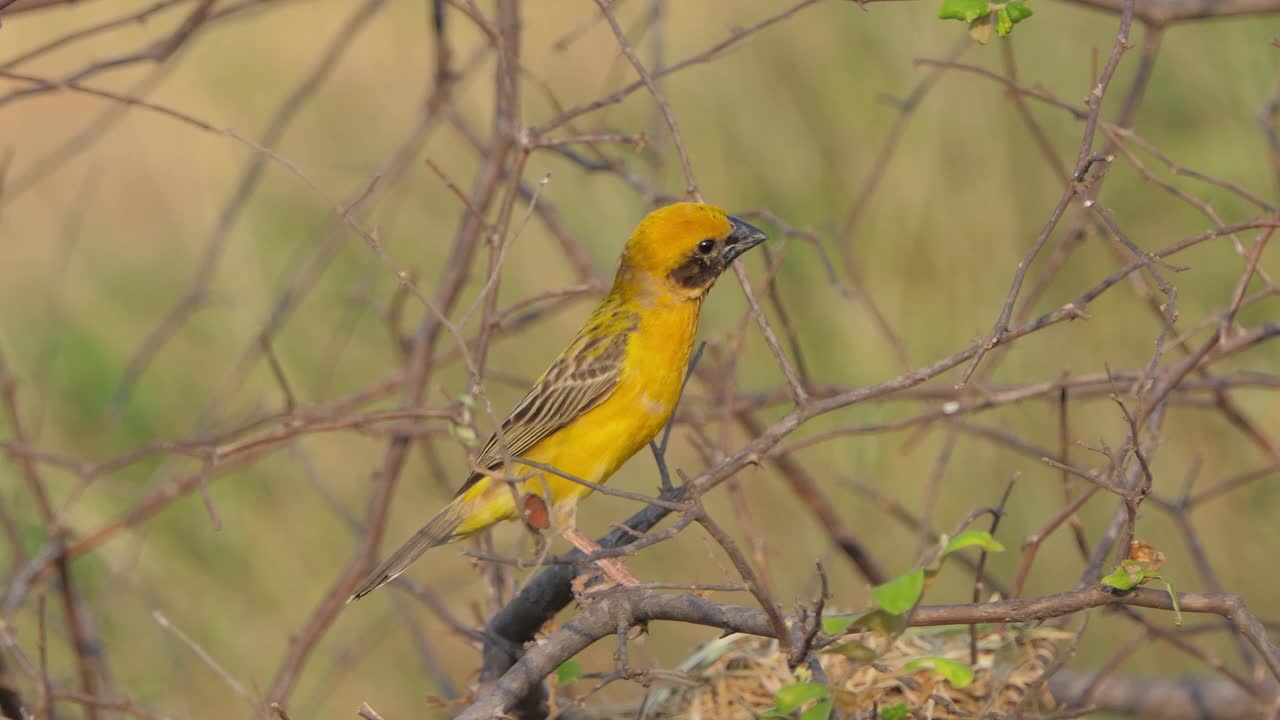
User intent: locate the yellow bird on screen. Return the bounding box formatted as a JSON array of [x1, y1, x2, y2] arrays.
[[350, 202, 766, 600]]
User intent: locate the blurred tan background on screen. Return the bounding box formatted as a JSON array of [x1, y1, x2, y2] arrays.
[[1, 0, 1277, 717]]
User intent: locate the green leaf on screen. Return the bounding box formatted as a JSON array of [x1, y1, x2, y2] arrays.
[[821, 608, 886, 636], [822, 608, 907, 638], [1152, 575, 1185, 628], [800, 699, 833, 720], [905, 657, 976, 688], [1101, 562, 1185, 627], [774, 683, 828, 713], [937, 0, 990, 21], [942, 531, 1006, 557], [862, 608, 909, 636], [996, 7, 1014, 36], [555, 659, 582, 684], [822, 614, 855, 635], [819, 639, 877, 661], [1006, 1, 1034, 22], [1101, 560, 1147, 592], [872, 569, 925, 615], [881, 703, 910, 720]]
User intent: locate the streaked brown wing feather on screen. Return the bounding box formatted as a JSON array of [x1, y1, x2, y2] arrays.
[[453, 326, 630, 497], [351, 321, 631, 601]]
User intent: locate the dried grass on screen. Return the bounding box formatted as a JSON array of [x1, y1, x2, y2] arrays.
[[587, 624, 1068, 719]]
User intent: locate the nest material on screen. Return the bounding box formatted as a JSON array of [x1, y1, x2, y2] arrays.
[[591, 624, 1067, 719]]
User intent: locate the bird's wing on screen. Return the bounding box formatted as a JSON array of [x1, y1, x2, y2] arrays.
[[454, 325, 631, 497]]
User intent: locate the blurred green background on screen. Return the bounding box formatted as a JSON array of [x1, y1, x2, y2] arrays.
[[1, 0, 1277, 717]]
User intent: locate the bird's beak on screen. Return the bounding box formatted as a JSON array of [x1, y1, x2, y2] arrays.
[[723, 216, 767, 263]]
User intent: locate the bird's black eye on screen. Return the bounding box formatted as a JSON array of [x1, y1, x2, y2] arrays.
[[697, 239, 716, 254]]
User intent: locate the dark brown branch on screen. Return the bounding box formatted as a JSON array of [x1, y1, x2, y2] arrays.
[[478, 485, 688, 718]]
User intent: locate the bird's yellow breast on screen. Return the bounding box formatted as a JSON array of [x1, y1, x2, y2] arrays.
[[518, 298, 700, 505]]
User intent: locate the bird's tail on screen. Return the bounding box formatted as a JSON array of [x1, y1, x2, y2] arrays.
[[347, 495, 469, 601]]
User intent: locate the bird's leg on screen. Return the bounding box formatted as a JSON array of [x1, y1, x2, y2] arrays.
[[554, 503, 639, 587]]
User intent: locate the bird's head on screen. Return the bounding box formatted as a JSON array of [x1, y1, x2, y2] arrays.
[[617, 202, 768, 301]]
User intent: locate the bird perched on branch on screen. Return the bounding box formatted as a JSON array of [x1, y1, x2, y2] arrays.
[[349, 202, 767, 600]]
